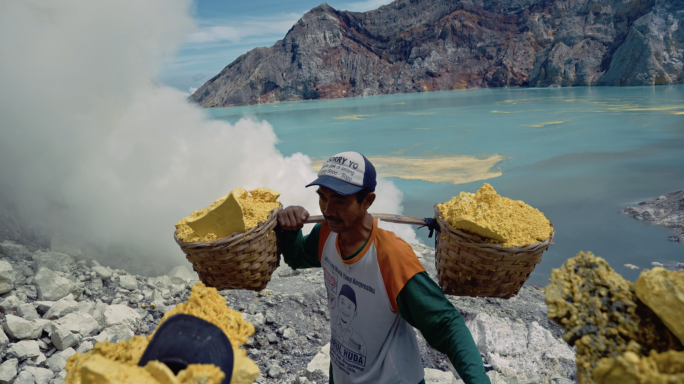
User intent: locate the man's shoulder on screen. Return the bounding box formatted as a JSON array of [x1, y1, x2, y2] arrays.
[[374, 227, 417, 257], [373, 226, 425, 275], [373, 226, 426, 310]]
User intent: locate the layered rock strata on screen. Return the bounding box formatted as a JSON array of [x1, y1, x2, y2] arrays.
[[190, 0, 684, 107]]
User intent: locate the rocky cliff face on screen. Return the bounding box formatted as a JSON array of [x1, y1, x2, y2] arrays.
[[190, 0, 684, 107]]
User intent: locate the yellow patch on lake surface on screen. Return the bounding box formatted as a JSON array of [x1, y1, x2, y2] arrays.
[[603, 104, 684, 113], [494, 97, 684, 115], [312, 154, 504, 185], [333, 114, 374, 120], [522, 121, 565, 127]]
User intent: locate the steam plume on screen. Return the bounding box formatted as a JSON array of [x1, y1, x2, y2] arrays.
[[0, 1, 419, 274]]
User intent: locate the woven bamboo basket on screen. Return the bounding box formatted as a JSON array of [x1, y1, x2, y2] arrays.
[[174, 205, 282, 291], [434, 206, 554, 299]]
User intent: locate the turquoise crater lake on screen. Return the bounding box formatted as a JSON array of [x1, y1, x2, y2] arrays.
[[207, 86, 684, 286]]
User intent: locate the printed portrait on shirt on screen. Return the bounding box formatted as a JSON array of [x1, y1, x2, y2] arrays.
[[332, 284, 367, 356]]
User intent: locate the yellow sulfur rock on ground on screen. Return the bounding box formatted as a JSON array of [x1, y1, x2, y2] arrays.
[[635, 267, 684, 345], [177, 364, 227, 384], [593, 345, 684, 384], [65, 283, 259, 384], [77, 354, 224, 384], [545, 252, 683, 384], [176, 187, 280, 243], [151, 283, 255, 349], [436, 183, 552, 247]]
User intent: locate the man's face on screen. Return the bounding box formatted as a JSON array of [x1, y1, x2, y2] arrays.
[[317, 186, 370, 233], [338, 295, 356, 328]]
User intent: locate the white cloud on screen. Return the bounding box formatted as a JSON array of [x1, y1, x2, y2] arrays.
[[187, 13, 302, 43], [0, 0, 419, 274], [342, 0, 394, 12], [187, 25, 240, 43], [189, 87, 197, 94]]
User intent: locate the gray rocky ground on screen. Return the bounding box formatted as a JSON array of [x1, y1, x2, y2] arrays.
[[0, 236, 576, 384]]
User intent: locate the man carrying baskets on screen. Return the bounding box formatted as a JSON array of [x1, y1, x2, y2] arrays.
[[276, 151, 491, 384]]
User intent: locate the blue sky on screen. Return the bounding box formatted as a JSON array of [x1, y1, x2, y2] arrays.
[[159, 0, 393, 93]]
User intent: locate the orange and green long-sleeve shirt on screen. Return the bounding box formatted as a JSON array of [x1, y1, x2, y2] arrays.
[[278, 220, 490, 384]]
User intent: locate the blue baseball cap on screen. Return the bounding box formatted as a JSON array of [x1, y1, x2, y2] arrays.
[[138, 314, 233, 384], [306, 151, 377, 195]]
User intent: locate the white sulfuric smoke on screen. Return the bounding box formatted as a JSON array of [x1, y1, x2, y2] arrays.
[[0, 1, 419, 272]]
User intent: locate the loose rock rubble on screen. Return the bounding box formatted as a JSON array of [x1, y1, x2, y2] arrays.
[[0, 240, 196, 384], [0, 238, 577, 384]]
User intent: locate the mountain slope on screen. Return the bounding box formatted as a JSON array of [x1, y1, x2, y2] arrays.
[[190, 0, 684, 107]]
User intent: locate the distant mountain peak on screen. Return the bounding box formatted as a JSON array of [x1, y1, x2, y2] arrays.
[[190, 0, 684, 108]]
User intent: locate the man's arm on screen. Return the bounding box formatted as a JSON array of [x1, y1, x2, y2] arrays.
[[276, 223, 322, 269], [276, 205, 321, 269], [397, 272, 491, 384]]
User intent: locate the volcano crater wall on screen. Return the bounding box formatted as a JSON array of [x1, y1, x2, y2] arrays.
[[190, 0, 684, 107]]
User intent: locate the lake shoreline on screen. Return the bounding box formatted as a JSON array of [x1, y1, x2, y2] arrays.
[[619, 189, 684, 246]]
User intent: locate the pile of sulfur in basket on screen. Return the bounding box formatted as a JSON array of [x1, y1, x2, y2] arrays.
[[545, 251, 684, 384], [436, 183, 553, 247], [175, 188, 281, 243], [64, 283, 259, 384]]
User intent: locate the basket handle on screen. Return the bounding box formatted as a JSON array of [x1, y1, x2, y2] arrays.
[[305, 214, 426, 226]]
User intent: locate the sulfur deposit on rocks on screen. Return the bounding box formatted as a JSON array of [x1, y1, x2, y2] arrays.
[[175, 188, 280, 243], [437, 183, 552, 247], [74, 354, 225, 384], [65, 283, 259, 384], [545, 251, 684, 384], [153, 283, 256, 357], [593, 345, 684, 384], [635, 267, 684, 345]]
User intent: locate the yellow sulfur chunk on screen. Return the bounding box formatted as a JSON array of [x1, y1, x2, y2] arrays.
[[175, 188, 281, 243], [177, 364, 225, 384], [144, 361, 181, 384], [437, 183, 552, 247], [79, 354, 159, 384], [65, 336, 153, 384], [77, 354, 224, 384], [152, 283, 255, 350], [65, 282, 259, 384], [180, 189, 247, 242], [247, 187, 280, 203], [231, 354, 260, 384], [635, 268, 684, 345], [594, 349, 684, 384], [84, 336, 149, 365]]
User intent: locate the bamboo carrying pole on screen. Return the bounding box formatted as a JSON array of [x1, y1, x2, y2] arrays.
[[305, 214, 426, 226]]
